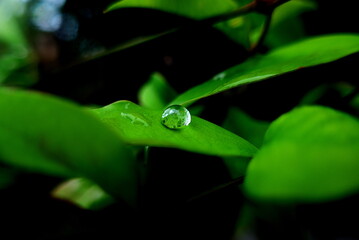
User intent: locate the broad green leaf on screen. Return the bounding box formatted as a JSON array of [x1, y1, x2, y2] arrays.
[[138, 72, 177, 110], [171, 34, 359, 106], [91, 101, 257, 157], [244, 106, 359, 203], [106, 0, 238, 20], [0, 88, 137, 204], [52, 178, 114, 210]]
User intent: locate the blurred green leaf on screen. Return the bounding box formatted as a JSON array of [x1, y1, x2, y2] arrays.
[[138, 72, 177, 109], [91, 101, 257, 157], [265, 0, 317, 48], [0, 0, 35, 85], [52, 178, 114, 210], [171, 34, 359, 106], [223, 107, 270, 148], [0, 88, 137, 204], [0, 0, 27, 47], [222, 107, 269, 179], [216, 0, 316, 49], [244, 106, 359, 203], [106, 0, 238, 19]]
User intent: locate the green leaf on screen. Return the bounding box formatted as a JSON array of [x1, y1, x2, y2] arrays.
[[52, 178, 114, 210], [0, 0, 33, 84], [106, 0, 238, 20], [223, 107, 270, 148], [171, 34, 359, 106], [138, 72, 177, 110], [222, 107, 269, 179], [0, 88, 137, 204], [265, 0, 317, 48], [244, 106, 359, 203], [91, 101, 257, 157]]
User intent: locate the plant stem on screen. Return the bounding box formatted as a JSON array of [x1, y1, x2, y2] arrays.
[[187, 176, 244, 203]]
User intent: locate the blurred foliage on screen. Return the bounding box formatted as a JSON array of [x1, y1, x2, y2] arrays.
[[107, 0, 238, 19], [138, 72, 177, 109], [0, 0, 359, 239], [245, 106, 359, 203], [0, 88, 137, 204], [0, 0, 36, 86]]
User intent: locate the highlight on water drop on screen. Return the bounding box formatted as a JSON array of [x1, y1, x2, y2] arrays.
[[161, 105, 191, 129]]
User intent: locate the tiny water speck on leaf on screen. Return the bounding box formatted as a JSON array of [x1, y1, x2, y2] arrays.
[[161, 105, 191, 129]]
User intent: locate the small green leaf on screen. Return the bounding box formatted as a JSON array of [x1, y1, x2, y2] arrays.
[[106, 0, 238, 20], [52, 178, 114, 210], [138, 72, 177, 110], [91, 101, 257, 157], [171, 34, 359, 106], [0, 88, 137, 204], [244, 106, 359, 203]]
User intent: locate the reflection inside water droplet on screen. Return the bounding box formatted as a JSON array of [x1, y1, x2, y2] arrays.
[[161, 105, 191, 129]]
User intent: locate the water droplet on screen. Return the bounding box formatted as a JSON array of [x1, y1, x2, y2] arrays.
[[161, 105, 191, 129]]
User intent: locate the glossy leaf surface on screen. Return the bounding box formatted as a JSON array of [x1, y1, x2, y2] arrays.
[[171, 34, 359, 106], [91, 101, 257, 157]]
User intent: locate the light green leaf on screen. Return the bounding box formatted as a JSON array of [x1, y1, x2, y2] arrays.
[[171, 34, 359, 106], [91, 101, 257, 157], [52, 178, 114, 210], [0, 88, 137, 204], [244, 106, 359, 203], [138, 72, 177, 110], [0, 0, 32, 84], [106, 0, 238, 20]]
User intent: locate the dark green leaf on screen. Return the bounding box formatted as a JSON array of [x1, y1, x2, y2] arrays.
[[244, 106, 359, 203], [222, 107, 269, 178], [91, 101, 257, 157], [106, 0, 238, 20], [0, 88, 137, 204], [171, 34, 359, 106]]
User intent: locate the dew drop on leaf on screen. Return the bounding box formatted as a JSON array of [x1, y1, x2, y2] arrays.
[[161, 105, 191, 129]]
